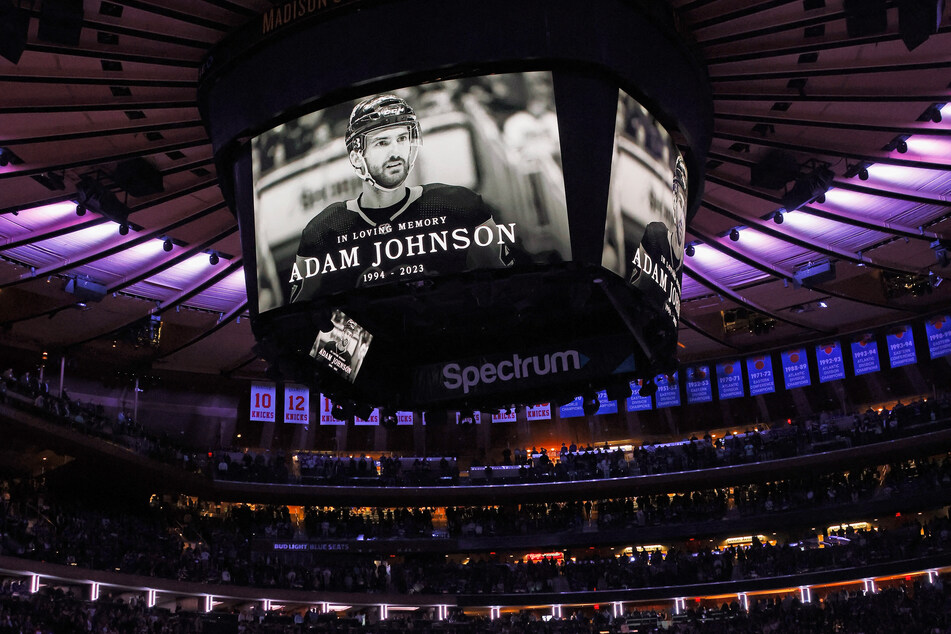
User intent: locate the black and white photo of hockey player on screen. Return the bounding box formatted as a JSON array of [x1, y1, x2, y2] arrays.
[[251, 72, 571, 312], [289, 94, 513, 301], [309, 309, 371, 381]]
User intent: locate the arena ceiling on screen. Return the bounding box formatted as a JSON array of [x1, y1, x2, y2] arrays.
[[0, 0, 949, 381]]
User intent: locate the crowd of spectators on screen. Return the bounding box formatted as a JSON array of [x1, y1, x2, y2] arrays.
[[3, 366, 950, 489], [2, 576, 951, 633], [3, 465, 951, 597]]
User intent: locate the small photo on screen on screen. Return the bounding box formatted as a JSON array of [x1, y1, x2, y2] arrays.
[[309, 309, 372, 381], [252, 71, 572, 313]]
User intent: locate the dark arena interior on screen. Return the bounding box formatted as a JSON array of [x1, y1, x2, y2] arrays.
[[1, 0, 951, 631]]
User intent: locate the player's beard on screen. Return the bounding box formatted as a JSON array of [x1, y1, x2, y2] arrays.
[[369, 157, 408, 189]]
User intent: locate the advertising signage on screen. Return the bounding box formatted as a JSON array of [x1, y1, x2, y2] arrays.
[[886, 325, 917, 368], [745, 355, 775, 396], [715, 360, 743, 400], [780, 348, 811, 389], [850, 335, 880, 376], [816, 342, 846, 383]]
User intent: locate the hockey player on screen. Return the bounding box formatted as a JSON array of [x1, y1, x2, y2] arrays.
[[290, 94, 512, 301]]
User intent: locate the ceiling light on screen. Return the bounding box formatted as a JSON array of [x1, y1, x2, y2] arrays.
[[897, 140, 908, 153], [163, 238, 173, 252], [773, 211, 784, 224], [209, 252, 219, 265], [76, 204, 86, 216], [685, 244, 695, 257], [730, 228, 740, 241], [818, 300, 828, 308], [118, 223, 129, 235], [859, 167, 869, 180]]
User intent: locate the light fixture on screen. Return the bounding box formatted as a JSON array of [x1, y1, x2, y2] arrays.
[[818, 300, 828, 308], [773, 211, 784, 224], [730, 228, 740, 241], [118, 223, 129, 235], [815, 193, 825, 204], [639, 379, 657, 398], [163, 238, 173, 252], [859, 167, 869, 181], [582, 391, 601, 416], [897, 140, 908, 154], [685, 244, 695, 257], [209, 252, 219, 265], [76, 204, 87, 216]]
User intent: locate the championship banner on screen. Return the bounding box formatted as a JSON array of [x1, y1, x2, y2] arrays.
[[596, 389, 619, 415], [396, 411, 415, 426], [685, 366, 712, 404], [250, 382, 277, 422], [354, 408, 380, 425], [559, 396, 586, 419], [886, 325, 917, 368], [655, 372, 681, 409], [319, 394, 346, 425], [780, 348, 811, 389], [816, 342, 846, 383], [715, 360, 744, 400], [850, 335, 880, 376], [492, 409, 518, 423], [283, 384, 310, 424], [526, 403, 552, 421], [455, 411, 482, 424], [745, 355, 775, 396], [926, 315, 951, 359], [625, 381, 653, 412]]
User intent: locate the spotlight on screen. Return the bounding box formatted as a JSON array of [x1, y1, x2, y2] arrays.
[[773, 212, 784, 224], [163, 238, 173, 252], [353, 402, 374, 421], [582, 391, 601, 416], [859, 168, 869, 181], [639, 379, 658, 398], [0, 147, 22, 167], [685, 244, 695, 257], [897, 140, 908, 154], [209, 252, 219, 265], [118, 223, 129, 236], [818, 300, 828, 308], [76, 204, 87, 216], [730, 228, 740, 241], [815, 193, 825, 204]]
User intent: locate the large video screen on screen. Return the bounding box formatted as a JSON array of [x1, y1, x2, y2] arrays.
[[601, 91, 687, 330], [251, 71, 571, 312]]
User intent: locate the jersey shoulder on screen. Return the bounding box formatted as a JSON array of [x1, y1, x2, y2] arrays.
[[297, 202, 354, 255], [415, 183, 490, 224]]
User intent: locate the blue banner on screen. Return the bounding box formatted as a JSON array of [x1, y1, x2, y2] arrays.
[[559, 396, 586, 418], [685, 366, 713, 404], [655, 372, 681, 408], [816, 342, 846, 382], [716, 360, 744, 400], [926, 315, 951, 359], [850, 335, 880, 376], [596, 389, 619, 415], [886, 325, 917, 368], [780, 348, 811, 389], [625, 381, 653, 412], [745, 355, 775, 396]]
